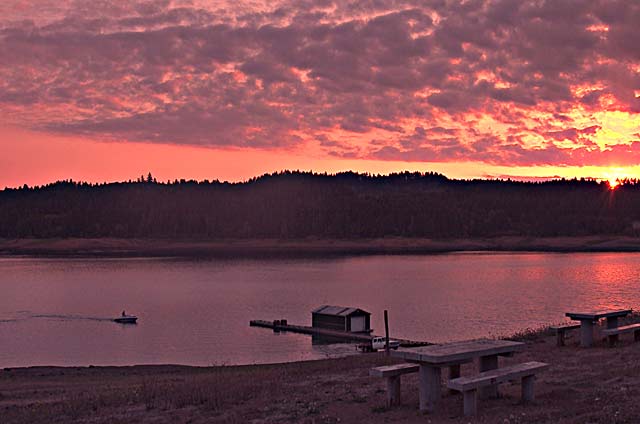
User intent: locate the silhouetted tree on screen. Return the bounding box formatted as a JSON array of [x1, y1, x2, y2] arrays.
[[0, 171, 637, 239]]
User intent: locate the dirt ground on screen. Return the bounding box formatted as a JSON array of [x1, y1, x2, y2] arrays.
[[3, 318, 640, 424]]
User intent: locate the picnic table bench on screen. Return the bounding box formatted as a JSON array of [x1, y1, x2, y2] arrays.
[[565, 309, 632, 347], [550, 323, 581, 347], [602, 323, 640, 346], [369, 363, 419, 406], [447, 361, 548, 416], [390, 339, 524, 413]]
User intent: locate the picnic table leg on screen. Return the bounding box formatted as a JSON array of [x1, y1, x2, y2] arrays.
[[606, 316, 619, 345], [448, 364, 461, 395], [556, 329, 565, 347], [580, 320, 594, 347], [386, 375, 401, 407], [521, 375, 536, 402], [418, 364, 441, 413], [479, 355, 499, 399]]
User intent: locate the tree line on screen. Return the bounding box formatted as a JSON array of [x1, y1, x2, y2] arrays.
[[1, 171, 639, 239]]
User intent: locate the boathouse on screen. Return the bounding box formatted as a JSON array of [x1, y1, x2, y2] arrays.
[[311, 305, 371, 333]]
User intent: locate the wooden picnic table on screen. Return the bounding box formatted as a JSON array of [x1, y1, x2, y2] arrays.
[[565, 309, 632, 347], [390, 339, 524, 413]]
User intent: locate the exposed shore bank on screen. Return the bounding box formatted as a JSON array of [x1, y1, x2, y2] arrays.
[[3, 319, 640, 423], [3, 236, 640, 257]]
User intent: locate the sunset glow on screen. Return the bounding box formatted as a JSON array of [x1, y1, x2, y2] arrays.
[[2, 1, 640, 187]]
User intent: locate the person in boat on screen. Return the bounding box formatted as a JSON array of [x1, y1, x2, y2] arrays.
[[122, 310, 126, 317]]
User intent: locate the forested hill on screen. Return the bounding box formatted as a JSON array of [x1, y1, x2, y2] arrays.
[[1, 171, 639, 239]]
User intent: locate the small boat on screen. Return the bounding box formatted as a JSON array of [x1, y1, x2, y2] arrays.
[[114, 313, 138, 324]]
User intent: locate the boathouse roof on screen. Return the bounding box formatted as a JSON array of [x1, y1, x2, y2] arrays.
[[312, 305, 370, 316]]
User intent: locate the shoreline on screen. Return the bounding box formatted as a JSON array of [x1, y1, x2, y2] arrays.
[[3, 236, 640, 257], [4, 318, 640, 423]]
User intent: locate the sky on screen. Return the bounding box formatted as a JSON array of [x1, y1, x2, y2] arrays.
[[1, 0, 640, 187]]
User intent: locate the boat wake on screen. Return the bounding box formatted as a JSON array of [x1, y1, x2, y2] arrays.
[[0, 312, 114, 323], [0, 311, 31, 323], [31, 314, 113, 322]]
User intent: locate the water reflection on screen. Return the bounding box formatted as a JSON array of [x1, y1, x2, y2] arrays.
[[1, 252, 639, 367]]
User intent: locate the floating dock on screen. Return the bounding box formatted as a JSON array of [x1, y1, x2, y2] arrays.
[[249, 319, 432, 348]]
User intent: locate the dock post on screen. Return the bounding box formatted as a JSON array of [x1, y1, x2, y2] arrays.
[[384, 310, 390, 356]]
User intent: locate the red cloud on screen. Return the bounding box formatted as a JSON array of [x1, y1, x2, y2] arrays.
[[0, 0, 640, 167]]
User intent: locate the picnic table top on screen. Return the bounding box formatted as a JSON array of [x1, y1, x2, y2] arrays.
[[565, 309, 632, 321], [390, 339, 524, 365]]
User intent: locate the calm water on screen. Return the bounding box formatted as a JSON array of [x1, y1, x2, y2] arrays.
[[1, 252, 638, 367]]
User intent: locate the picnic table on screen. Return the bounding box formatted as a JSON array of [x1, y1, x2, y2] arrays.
[[565, 309, 632, 347], [391, 339, 524, 413]]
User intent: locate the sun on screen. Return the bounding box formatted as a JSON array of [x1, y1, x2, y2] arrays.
[[607, 178, 620, 190], [602, 168, 626, 190]]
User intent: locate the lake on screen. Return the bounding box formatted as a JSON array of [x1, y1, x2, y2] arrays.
[[1, 252, 638, 367]]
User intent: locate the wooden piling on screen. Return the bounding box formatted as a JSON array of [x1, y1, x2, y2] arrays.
[[384, 309, 390, 356]]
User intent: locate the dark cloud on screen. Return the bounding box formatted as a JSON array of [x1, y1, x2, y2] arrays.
[[546, 125, 602, 142], [0, 0, 640, 167]]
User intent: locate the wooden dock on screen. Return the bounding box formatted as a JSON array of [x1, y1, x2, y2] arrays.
[[249, 320, 432, 348], [250, 320, 372, 342]]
